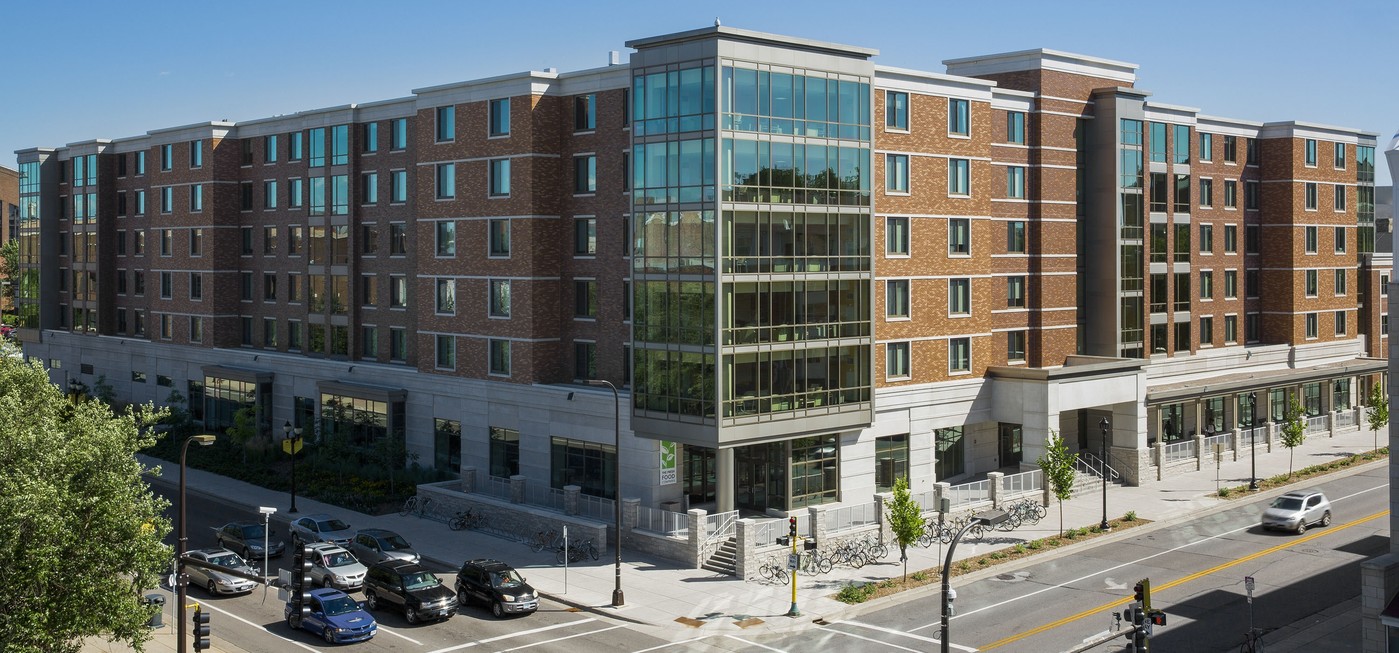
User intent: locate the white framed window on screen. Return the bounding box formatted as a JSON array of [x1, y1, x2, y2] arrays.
[[885, 91, 908, 131], [1305, 226, 1318, 253], [948, 98, 969, 136], [1007, 276, 1026, 308], [1305, 183, 1318, 211], [949, 278, 971, 315], [1334, 269, 1347, 296], [1304, 138, 1317, 167], [886, 217, 909, 256], [949, 337, 971, 373], [886, 154, 909, 193], [1334, 142, 1346, 169], [1006, 166, 1025, 199], [886, 342, 910, 379], [948, 159, 970, 196], [886, 280, 910, 319], [1334, 227, 1346, 253], [948, 218, 970, 256], [1007, 331, 1026, 362], [1334, 184, 1346, 212], [1305, 269, 1319, 297], [1335, 310, 1346, 336]]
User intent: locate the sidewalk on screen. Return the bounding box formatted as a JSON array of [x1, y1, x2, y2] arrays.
[[117, 423, 1389, 648]]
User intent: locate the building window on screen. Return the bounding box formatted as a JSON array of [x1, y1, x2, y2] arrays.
[[289, 178, 303, 208], [1335, 227, 1347, 253], [1200, 316, 1213, 345], [1007, 276, 1026, 307], [1174, 223, 1191, 262], [1149, 122, 1168, 163], [391, 118, 407, 149], [574, 280, 597, 318], [309, 177, 326, 215], [1223, 180, 1237, 209], [436, 163, 455, 199], [288, 131, 303, 160], [360, 275, 377, 306], [886, 342, 910, 379], [390, 327, 406, 360], [886, 154, 909, 193], [489, 340, 511, 376], [1335, 310, 1347, 336], [1007, 221, 1026, 253], [160, 187, 173, 213], [262, 273, 276, 301], [264, 318, 278, 348], [135, 190, 146, 215], [287, 320, 301, 350], [390, 170, 407, 203], [1224, 224, 1237, 253], [331, 175, 348, 215], [489, 427, 519, 478], [874, 434, 909, 493], [573, 341, 597, 380], [1334, 141, 1347, 169], [435, 279, 456, 315], [1246, 224, 1260, 253], [1174, 272, 1191, 311], [436, 106, 455, 142], [1245, 181, 1259, 210], [490, 280, 511, 318], [1382, 315, 1389, 337], [1224, 269, 1238, 299], [1224, 314, 1238, 343], [948, 98, 969, 136], [949, 278, 971, 315], [1007, 112, 1025, 144], [1199, 224, 1213, 253], [189, 140, 203, 168], [435, 335, 455, 369], [1334, 184, 1346, 212], [390, 275, 406, 308], [949, 218, 970, 256], [1305, 138, 1317, 167], [1173, 174, 1190, 213], [330, 125, 348, 165], [886, 217, 909, 256], [308, 127, 326, 167], [1173, 124, 1190, 164], [390, 224, 407, 255], [886, 280, 909, 318], [189, 317, 204, 343], [1199, 178, 1213, 208], [489, 98, 510, 137], [135, 151, 147, 175], [362, 122, 378, 153], [886, 91, 908, 130], [574, 217, 596, 255], [436, 221, 455, 256], [1246, 269, 1259, 297], [949, 337, 971, 373], [1335, 269, 1347, 296], [574, 155, 597, 194], [160, 144, 172, 171], [360, 326, 376, 358], [489, 219, 510, 257], [1305, 313, 1318, 339], [361, 172, 378, 204], [1304, 225, 1318, 253], [549, 436, 614, 499], [1199, 133, 1213, 161], [948, 158, 970, 196], [574, 94, 596, 131], [489, 159, 511, 196], [189, 273, 203, 300], [1305, 182, 1318, 210], [1222, 135, 1237, 163], [1006, 166, 1025, 199], [361, 224, 377, 255], [1007, 330, 1027, 362]]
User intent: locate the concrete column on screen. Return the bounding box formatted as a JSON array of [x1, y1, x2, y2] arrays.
[[1267, 423, 1275, 452], [1230, 428, 1240, 462], [622, 497, 639, 531], [1330, 409, 1338, 438], [734, 519, 753, 580], [1194, 399, 1204, 440], [1154, 441, 1164, 481], [809, 506, 828, 547], [460, 466, 476, 494], [510, 474, 527, 504], [934, 481, 950, 514], [563, 484, 580, 515], [1193, 433, 1205, 471], [987, 471, 1004, 508], [716, 447, 735, 513], [874, 493, 892, 545], [687, 509, 707, 569]]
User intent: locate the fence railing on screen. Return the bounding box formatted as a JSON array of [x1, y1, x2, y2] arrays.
[[635, 505, 688, 537], [912, 489, 938, 512], [825, 502, 879, 533], [794, 512, 813, 538], [523, 484, 565, 512], [1202, 433, 1230, 457], [575, 493, 616, 524], [945, 479, 991, 510], [704, 510, 739, 542], [1001, 469, 1043, 498], [1241, 426, 1266, 447], [482, 475, 513, 500], [1305, 414, 1329, 433], [752, 519, 781, 547], [1076, 452, 1120, 482], [1161, 439, 1195, 464], [1336, 410, 1357, 428]]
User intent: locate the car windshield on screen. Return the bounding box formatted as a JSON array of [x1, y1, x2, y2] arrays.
[[1272, 497, 1304, 511], [317, 519, 350, 532], [240, 525, 266, 538], [323, 552, 356, 568], [382, 535, 411, 551], [403, 572, 440, 591], [321, 596, 360, 616], [492, 570, 523, 588], [208, 554, 245, 568]]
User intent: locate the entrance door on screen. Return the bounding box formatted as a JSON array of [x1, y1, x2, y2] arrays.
[[998, 424, 1023, 468], [735, 442, 786, 513], [684, 447, 716, 506]]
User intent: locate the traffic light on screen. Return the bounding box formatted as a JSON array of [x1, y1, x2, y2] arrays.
[[788, 516, 798, 538], [289, 544, 314, 626], [1149, 610, 1167, 626], [1136, 578, 1152, 610], [1132, 623, 1148, 650], [1133, 581, 1145, 603], [192, 603, 211, 652], [1131, 605, 1145, 627]]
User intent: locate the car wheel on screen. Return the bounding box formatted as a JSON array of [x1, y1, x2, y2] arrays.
[[405, 606, 419, 624], [320, 576, 332, 589], [243, 546, 253, 560], [207, 580, 218, 595], [365, 591, 378, 610], [1321, 511, 1332, 527], [492, 601, 504, 618], [323, 628, 336, 644], [1296, 520, 1307, 534]]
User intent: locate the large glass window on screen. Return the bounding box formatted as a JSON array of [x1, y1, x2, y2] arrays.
[[434, 418, 461, 476], [436, 106, 455, 142], [885, 91, 908, 130], [717, 66, 867, 140], [489, 427, 519, 478], [551, 436, 616, 500], [490, 98, 510, 137], [790, 434, 838, 508], [321, 394, 392, 449], [874, 434, 909, 493], [1149, 122, 1167, 163], [1173, 124, 1190, 164], [935, 427, 965, 480], [948, 99, 969, 136], [331, 125, 348, 165]]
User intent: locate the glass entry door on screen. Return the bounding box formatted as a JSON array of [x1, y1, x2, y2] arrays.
[[684, 446, 716, 505], [998, 423, 1023, 468], [735, 442, 787, 512]]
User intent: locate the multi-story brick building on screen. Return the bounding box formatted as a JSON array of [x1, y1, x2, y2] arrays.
[[13, 26, 1386, 514], [0, 164, 18, 317]]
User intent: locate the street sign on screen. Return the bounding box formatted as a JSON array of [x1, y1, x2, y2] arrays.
[[282, 437, 302, 455], [659, 441, 677, 485], [787, 554, 799, 571], [1245, 575, 1255, 604]]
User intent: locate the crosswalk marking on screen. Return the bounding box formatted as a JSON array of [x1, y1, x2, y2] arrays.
[[193, 601, 320, 653], [497, 625, 624, 652], [629, 635, 711, 652], [832, 620, 978, 652], [724, 634, 788, 652], [376, 623, 423, 645], [826, 628, 924, 652], [425, 617, 597, 653]]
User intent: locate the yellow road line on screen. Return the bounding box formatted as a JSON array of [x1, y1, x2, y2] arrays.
[[976, 509, 1389, 651]]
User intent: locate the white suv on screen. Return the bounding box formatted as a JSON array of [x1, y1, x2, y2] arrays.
[[1261, 489, 1332, 534], [305, 542, 368, 591]]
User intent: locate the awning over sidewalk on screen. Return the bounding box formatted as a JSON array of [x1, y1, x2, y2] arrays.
[[1145, 358, 1386, 406]]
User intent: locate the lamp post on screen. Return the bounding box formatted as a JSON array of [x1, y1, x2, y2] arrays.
[[586, 379, 625, 607], [1248, 392, 1259, 490], [1098, 417, 1110, 531], [283, 421, 301, 513], [941, 509, 1008, 653], [176, 434, 216, 653], [257, 506, 276, 583]]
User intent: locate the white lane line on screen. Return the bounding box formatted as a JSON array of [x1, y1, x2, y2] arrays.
[[424, 641, 478, 653], [629, 634, 711, 652], [426, 618, 598, 653], [832, 620, 980, 651], [908, 481, 1388, 633], [376, 623, 423, 645], [497, 625, 624, 651], [195, 601, 320, 653], [825, 628, 924, 652], [724, 634, 788, 652]]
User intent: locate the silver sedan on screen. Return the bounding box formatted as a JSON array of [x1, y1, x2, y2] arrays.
[[186, 548, 258, 595]]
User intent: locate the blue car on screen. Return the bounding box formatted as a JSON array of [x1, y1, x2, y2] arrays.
[[285, 588, 377, 644]]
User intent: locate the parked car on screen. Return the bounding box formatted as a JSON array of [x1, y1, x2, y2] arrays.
[[185, 548, 257, 595], [363, 560, 458, 624], [349, 529, 420, 565], [455, 559, 538, 618], [284, 587, 376, 644], [1261, 489, 1332, 534], [290, 513, 355, 547], [306, 542, 368, 591], [215, 521, 285, 560]]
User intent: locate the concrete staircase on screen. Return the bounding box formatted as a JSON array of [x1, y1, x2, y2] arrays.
[[701, 537, 737, 576]]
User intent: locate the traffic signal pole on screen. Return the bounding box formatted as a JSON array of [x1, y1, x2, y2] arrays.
[[786, 516, 799, 617]]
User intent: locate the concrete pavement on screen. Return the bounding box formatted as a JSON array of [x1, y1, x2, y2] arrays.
[[99, 423, 1389, 651]]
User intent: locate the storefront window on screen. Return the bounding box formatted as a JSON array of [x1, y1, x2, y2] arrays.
[[1160, 403, 1185, 443], [1303, 383, 1322, 417], [434, 419, 461, 477], [550, 437, 616, 500], [790, 434, 838, 508], [489, 427, 519, 479], [936, 427, 965, 480], [874, 434, 908, 492], [1333, 380, 1351, 411]]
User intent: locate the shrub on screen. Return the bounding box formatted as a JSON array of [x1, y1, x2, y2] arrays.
[[990, 551, 1007, 560], [1218, 487, 1232, 497], [958, 561, 971, 572], [1026, 540, 1042, 550], [1013, 544, 1027, 554], [911, 571, 929, 582], [836, 582, 877, 604], [1124, 511, 1138, 522], [977, 557, 990, 566]]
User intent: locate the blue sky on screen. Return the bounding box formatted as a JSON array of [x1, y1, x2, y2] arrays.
[[7, 0, 1395, 184]]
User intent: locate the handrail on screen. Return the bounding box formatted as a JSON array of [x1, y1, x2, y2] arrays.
[[1078, 451, 1121, 483], [702, 510, 739, 545]]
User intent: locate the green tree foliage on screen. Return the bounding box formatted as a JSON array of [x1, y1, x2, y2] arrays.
[[227, 406, 258, 465], [0, 239, 18, 301], [884, 476, 925, 582], [1367, 382, 1389, 453], [0, 342, 172, 652], [1036, 429, 1077, 537], [372, 429, 418, 496], [1280, 396, 1307, 478]]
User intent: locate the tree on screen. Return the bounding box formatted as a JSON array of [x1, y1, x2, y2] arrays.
[[0, 341, 172, 653], [0, 239, 18, 310], [227, 406, 258, 465], [1367, 382, 1389, 453], [884, 476, 925, 582], [1280, 396, 1307, 478], [372, 429, 419, 497], [1036, 429, 1077, 537]]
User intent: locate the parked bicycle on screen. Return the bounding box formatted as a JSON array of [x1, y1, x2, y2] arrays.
[[798, 550, 834, 575], [400, 495, 433, 519], [757, 557, 791, 584], [555, 538, 599, 564], [1240, 627, 1266, 653], [448, 508, 488, 531], [531, 529, 561, 552]]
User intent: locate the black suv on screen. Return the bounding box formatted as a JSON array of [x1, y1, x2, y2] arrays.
[[362, 560, 457, 624], [455, 559, 538, 618]]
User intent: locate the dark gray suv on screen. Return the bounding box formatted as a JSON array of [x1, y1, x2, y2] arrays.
[[362, 560, 457, 624], [456, 559, 538, 618]]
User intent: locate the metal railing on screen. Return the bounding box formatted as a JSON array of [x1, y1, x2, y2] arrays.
[[945, 479, 991, 510], [635, 505, 688, 537], [794, 512, 813, 538], [1202, 433, 1230, 457], [912, 489, 938, 512], [1161, 439, 1195, 464], [482, 475, 513, 500], [752, 519, 781, 547], [1304, 414, 1329, 433], [1078, 452, 1121, 482], [1241, 426, 1267, 447], [1335, 410, 1357, 428], [704, 510, 739, 542], [575, 493, 616, 524], [825, 502, 879, 533], [1001, 469, 1043, 498], [523, 484, 565, 512]]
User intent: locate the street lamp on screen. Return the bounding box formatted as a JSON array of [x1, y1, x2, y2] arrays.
[[257, 506, 277, 584], [941, 508, 1009, 653], [586, 379, 625, 607], [176, 434, 216, 653], [283, 421, 301, 513], [1248, 392, 1259, 491], [1099, 417, 1110, 531]]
